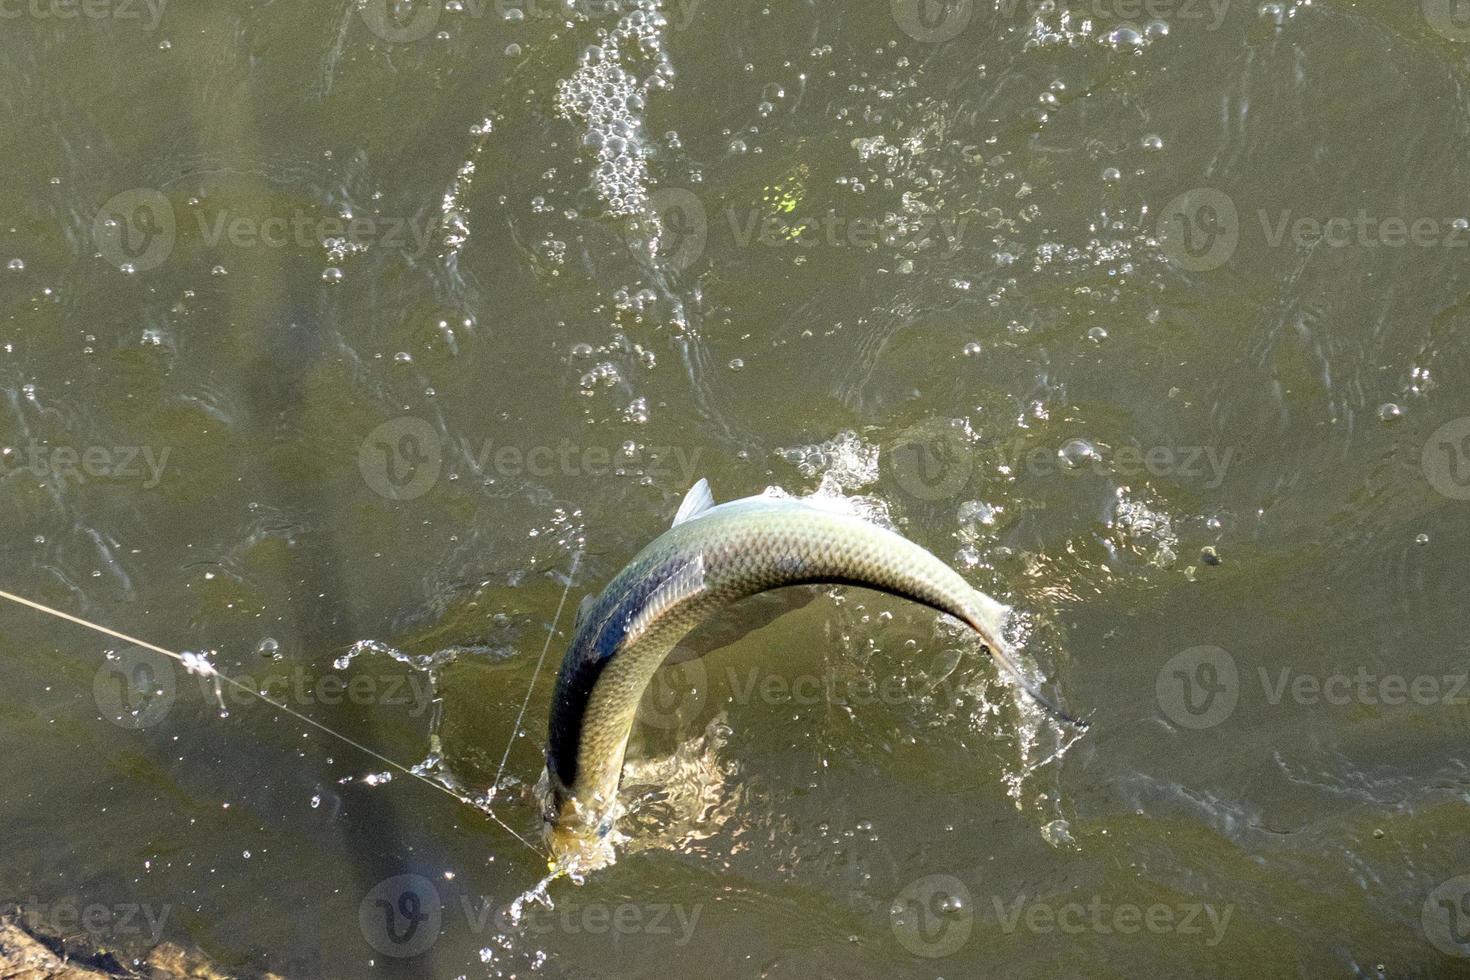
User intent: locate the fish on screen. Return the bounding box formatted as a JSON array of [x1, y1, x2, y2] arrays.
[[538, 479, 1083, 871]]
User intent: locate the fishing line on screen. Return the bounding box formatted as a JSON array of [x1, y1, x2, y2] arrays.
[[491, 549, 582, 801], [0, 587, 547, 859]]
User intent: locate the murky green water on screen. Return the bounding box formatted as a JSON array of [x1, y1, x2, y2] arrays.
[[2, 0, 1469, 976]]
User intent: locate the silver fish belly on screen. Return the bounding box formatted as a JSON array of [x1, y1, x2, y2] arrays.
[[539, 480, 1079, 869]]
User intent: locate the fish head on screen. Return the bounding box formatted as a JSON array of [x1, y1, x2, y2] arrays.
[[534, 766, 621, 873]]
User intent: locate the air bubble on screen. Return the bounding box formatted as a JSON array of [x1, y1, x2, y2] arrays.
[[1058, 439, 1102, 469]]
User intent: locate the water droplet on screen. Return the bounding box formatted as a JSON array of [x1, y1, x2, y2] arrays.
[[1415, 533, 1430, 546], [1141, 134, 1164, 151], [256, 637, 280, 658], [962, 341, 983, 357], [1087, 325, 1109, 342], [728, 357, 745, 371], [1377, 403, 1403, 422], [1101, 167, 1121, 183], [6, 258, 23, 272], [393, 351, 413, 364], [321, 267, 343, 283]]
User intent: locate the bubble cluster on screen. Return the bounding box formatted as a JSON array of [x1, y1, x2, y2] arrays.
[[554, 0, 673, 217]]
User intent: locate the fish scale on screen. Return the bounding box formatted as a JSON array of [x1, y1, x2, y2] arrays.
[[539, 481, 1079, 870]]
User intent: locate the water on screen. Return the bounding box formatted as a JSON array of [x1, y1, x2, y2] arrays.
[[1, 0, 1469, 975]]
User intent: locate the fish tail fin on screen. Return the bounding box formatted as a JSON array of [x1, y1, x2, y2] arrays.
[[960, 604, 1088, 732], [970, 620, 1087, 728]]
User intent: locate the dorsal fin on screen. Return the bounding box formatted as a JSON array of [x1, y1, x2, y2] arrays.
[[573, 594, 597, 631], [671, 478, 716, 526]]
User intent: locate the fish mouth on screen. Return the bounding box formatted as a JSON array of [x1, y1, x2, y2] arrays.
[[535, 767, 621, 873]]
